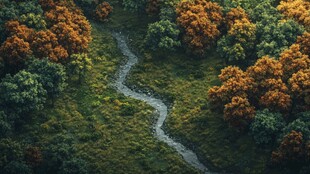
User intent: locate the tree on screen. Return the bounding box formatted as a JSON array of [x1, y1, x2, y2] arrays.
[[59, 158, 89, 174], [259, 90, 292, 113], [146, 0, 160, 15], [69, 53, 92, 82], [217, 18, 256, 62], [25, 146, 43, 168], [250, 109, 285, 145], [19, 13, 47, 30], [145, 20, 181, 51], [281, 119, 310, 141], [256, 19, 304, 58], [122, 0, 147, 12], [224, 96, 255, 130], [246, 56, 283, 82], [27, 59, 67, 103], [51, 22, 86, 55], [296, 32, 310, 56], [0, 71, 46, 116], [3, 161, 32, 174], [0, 111, 11, 138], [225, 6, 249, 29], [176, 0, 223, 56], [277, 0, 310, 29], [0, 0, 19, 42], [0, 36, 32, 69], [31, 30, 68, 62], [0, 138, 24, 168], [95, 2, 113, 22], [279, 44, 309, 81], [272, 131, 307, 167], [249, 0, 279, 22], [289, 69, 310, 109], [208, 66, 255, 107], [4, 20, 34, 42]]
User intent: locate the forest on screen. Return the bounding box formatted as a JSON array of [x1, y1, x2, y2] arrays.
[[0, 0, 309, 173]]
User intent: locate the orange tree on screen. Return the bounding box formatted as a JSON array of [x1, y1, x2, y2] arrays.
[[296, 32, 310, 56], [31, 30, 68, 62], [272, 131, 309, 167], [95, 2, 113, 21], [176, 0, 223, 56], [43, 1, 91, 56], [224, 96, 255, 131], [277, 0, 310, 30]]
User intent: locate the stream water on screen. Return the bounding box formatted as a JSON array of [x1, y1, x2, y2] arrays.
[[113, 32, 211, 173]]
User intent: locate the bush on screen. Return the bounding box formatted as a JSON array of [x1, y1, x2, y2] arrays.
[[250, 109, 285, 145], [0, 70, 47, 117], [145, 20, 181, 51], [95, 2, 113, 22], [27, 58, 67, 102]]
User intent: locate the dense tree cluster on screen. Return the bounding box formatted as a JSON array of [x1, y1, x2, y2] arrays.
[[0, 1, 93, 172], [209, 42, 310, 171], [176, 0, 224, 56]]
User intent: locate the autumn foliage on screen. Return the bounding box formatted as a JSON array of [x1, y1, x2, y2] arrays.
[[176, 0, 223, 55], [0, 36, 32, 67], [209, 45, 310, 129], [0, 0, 91, 65], [95, 2, 113, 21], [272, 131, 309, 165], [224, 96, 255, 130], [296, 32, 310, 56], [225, 7, 249, 29], [277, 0, 310, 29], [31, 30, 68, 62]]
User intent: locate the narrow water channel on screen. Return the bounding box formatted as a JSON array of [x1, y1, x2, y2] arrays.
[[113, 32, 211, 174]]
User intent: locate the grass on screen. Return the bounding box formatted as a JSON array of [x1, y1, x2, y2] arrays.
[[13, 13, 199, 174], [126, 46, 275, 174]]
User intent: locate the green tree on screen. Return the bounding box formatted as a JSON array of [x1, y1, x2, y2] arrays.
[[256, 19, 304, 58], [59, 158, 89, 174], [0, 70, 47, 117], [0, 138, 24, 168], [27, 58, 67, 104], [3, 161, 32, 174], [20, 13, 46, 30], [122, 0, 147, 12], [0, 111, 11, 138], [145, 20, 181, 51], [250, 109, 285, 145], [69, 53, 92, 83]]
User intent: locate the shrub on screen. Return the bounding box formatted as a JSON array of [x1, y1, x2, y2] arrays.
[[95, 2, 113, 22], [145, 20, 181, 51], [250, 109, 285, 145]]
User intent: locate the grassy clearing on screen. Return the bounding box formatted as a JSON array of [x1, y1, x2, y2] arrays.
[[14, 14, 199, 174], [126, 46, 274, 174]]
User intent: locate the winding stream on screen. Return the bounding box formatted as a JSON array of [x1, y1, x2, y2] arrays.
[[113, 33, 210, 173]]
